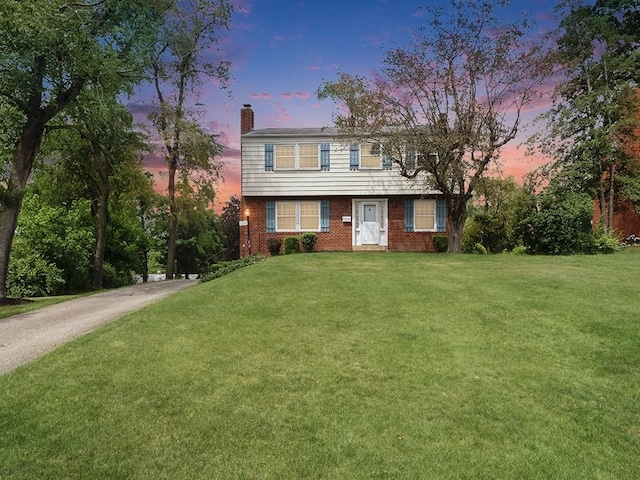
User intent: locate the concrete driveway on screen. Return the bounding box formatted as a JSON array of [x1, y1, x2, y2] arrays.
[[0, 279, 197, 375]]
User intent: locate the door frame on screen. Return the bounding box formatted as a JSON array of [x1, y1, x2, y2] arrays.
[[352, 199, 388, 247]]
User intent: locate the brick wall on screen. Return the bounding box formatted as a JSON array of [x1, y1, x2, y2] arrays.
[[240, 196, 447, 256]]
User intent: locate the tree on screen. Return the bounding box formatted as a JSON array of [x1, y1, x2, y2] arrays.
[[531, 0, 640, 235], [220, 195, 241, 261], [0, 0, 163, 301], [147, 0, 231, 279], [318, 0, 551, 252], [45, 91, 147, 289], [463, 176, 529, 253]]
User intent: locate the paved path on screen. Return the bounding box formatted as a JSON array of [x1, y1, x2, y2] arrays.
[[0, 280, 197, 375]]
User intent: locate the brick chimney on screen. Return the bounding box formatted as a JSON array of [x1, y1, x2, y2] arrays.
[[240, 104, 254, 134]]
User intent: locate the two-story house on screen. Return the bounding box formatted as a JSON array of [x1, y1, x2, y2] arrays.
[[239, 104, 448, 255]]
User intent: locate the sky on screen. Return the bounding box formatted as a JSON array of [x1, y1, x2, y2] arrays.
[[134, 0, 560, 208]]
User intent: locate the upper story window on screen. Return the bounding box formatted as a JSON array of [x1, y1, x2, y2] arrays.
[[265, 143, 330, 171], [361, 143, 381, 168], [350, 143, 392, 171]]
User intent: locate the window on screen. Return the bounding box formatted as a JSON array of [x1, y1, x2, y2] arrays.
[[415, 200, 435, 230], [361, 143, 381, 168], [275, 145, 295, 169], [276, 201, 320, 231], [269, 143, 322, 170]]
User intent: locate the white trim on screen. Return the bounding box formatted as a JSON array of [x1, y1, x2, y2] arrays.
[[414, 199, 438, 232], [352, 199, 388, 246]]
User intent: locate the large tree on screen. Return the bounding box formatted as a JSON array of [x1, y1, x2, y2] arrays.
[[147, 0, 231, 279], [531, 0, 640, 235], [0, 0, 163, 300], [318, 0, 551, 252]]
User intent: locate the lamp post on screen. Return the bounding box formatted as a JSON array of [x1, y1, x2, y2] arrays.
[[245, 208, 251, 255]]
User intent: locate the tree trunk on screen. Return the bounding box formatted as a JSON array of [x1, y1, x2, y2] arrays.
[[92, 186, 109, 290], [447, 195, 468, 253], [608, 163, 615, 235], [598, 187, 607, 234], [165, 158, 178, 280], [0, 123, 45, 300]]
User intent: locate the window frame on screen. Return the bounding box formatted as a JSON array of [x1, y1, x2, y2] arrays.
[[414, 199, 437, 232], [360, 143, 382, 169], [273, 143, 321, 170], [275, 201, 321, 232]]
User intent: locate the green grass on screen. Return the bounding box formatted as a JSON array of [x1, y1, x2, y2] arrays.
[[1, 251, 640, 479]]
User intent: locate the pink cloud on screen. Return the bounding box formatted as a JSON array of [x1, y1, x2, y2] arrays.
[[281, 92, 293, 100], [250, 92, 272, 99], [308, 64, 320, 71], [295, 92, 311, 100]]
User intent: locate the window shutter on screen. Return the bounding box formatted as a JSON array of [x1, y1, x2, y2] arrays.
[[265, 143, 274, 171], [406, 151, 416, 170], [350, 143, 360, 171], [320, 143, 330, 171], [436, 198, 446, 232], [382, 153, 392, 170], [266, 201, 276, 232], [404, 200, 414, 232], [320, 200, 330, 232]]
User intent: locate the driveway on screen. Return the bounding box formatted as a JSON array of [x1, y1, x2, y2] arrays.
[[0, 279, 197, 375]]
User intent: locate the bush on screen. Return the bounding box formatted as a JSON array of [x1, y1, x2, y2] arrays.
[[433, 235, 448, 252], [592, 234, 620, 254], [200, 255, 266, 283], [267, 237, 282, 256], [471, 243, 487, 254], [300, 232, 318, 253], [284, 236, 300, 254], [511, 245, 528, 255], [7, 254, 65, 298]]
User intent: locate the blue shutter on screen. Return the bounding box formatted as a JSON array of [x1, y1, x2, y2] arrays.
[[406, 151, 416, 170], [404, 200, 414, 232], [382, 153, 392, 170], [265, 143, 274, 171], [320, 143, 330, 171], [266, 201, 276, 232], [436, 198, 446, 232], [350, 143, 359, 171], [320, 200, 330, 232]]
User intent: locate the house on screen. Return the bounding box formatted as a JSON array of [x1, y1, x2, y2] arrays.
[[239, 104, 447, 256]]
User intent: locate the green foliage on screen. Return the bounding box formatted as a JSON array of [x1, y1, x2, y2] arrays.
[[519, 191, 595, 255], [592, 233, 621, 254], [267, 237, 282, 256], [284, 236, 301, 254], [471, 243, 488, 255], [6, 254, 65, 298], [199, 255, 266, 283], [511, 245, 528, 255], [300, 232, 318, 253], [9, 192, 94, 293], [433, 235, 448, 252], [220, 195, 241, 261]]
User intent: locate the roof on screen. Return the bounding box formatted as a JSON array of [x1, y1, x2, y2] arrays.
[[242, 127, 339, 138]]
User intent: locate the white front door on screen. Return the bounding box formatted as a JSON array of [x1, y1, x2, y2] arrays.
[[361, 203, 380, 244]]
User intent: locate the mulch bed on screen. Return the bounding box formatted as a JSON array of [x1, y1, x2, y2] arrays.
[[0, 298, 33, 306]]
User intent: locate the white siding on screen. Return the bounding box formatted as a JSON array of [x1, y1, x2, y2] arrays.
[[241, 133, 437, 197]]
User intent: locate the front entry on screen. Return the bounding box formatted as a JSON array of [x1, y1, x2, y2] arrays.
[[353, 199, 388, 248]]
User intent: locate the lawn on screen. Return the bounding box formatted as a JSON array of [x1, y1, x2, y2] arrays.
[[1, 251, 639, 479]]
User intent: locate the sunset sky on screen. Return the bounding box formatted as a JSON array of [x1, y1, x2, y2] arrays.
[[134, 0, 559, 208]]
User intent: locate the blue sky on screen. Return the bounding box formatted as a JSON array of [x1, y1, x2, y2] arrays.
[[139, 0, 559, 205]]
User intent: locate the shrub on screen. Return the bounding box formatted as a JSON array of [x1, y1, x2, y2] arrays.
[[592, 234, 620, 254], [267, 237, 282, 256], [511, 245, 528, 255], [300, 232, 318, 253], [284, 236, 300, 254], [7, 254, 65, 298], [200, 255, 266, 283], [472, 243, 487, 254], [433, 235, 449, 252]]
